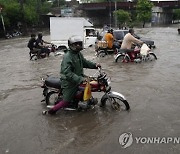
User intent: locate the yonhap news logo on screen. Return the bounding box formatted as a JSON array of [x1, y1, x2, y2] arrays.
[[119, 132, 133, 148], [119, 132, 180, 148]]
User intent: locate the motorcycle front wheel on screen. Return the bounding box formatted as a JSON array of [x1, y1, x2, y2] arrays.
[[46, 91, 62, 105], [100, 96, 130, 111], [147, 53, 157, 61]]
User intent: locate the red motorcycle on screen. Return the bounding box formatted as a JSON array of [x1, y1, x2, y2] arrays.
[[114, 43, 157, 63], [41, 68, 130, 111]]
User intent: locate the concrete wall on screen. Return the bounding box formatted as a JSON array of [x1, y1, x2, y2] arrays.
[[151, 6, 173, 26]]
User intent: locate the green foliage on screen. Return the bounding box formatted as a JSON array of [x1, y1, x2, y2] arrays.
[[0, 0, 53, 29], [173, 9, 180, 20], [52, 0, 66, 7], [24, 5, 38, 26], [80, 0, 124, 3], [114, 9, 131, 28], [136, 0, 153, 27], [0, 1, 21, 27], [41, 1, 52, 14]]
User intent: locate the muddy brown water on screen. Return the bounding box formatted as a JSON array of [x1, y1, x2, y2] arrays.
[[0, 26, 180, 154]]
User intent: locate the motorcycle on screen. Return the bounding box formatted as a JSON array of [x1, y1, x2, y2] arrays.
[[41, 68, 130, 111], [30, 44, 67, 60], [114, 43, 157, 63], [95, 40, 120, 58]]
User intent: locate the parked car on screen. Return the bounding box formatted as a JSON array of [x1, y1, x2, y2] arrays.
[[96, 29, 156, 50]]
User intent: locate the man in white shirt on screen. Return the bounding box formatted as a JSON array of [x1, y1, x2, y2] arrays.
[[121, 28, 143, 50]]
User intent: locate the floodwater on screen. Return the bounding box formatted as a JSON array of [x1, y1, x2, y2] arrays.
[[0, 26, 180, 154]]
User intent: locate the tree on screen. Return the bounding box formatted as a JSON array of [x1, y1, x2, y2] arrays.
[[80, 0, 124, 3], [113, 9, 131, 29], [136, 0, 153, 28], [0, 0, 53, 33], [0, 1, 21, 28], [173, 9, 180, 21]]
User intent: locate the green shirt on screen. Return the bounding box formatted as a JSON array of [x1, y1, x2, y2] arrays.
[[60, 49, 97, 101]]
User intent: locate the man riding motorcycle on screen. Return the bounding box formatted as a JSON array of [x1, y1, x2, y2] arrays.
[[121, 28, 143, 50], [42, 35, 101, 115], [120, 28, 143, 60], [104, 29, 120, 50], [104, 29, 114, 49], [35, 32, 52, 57], [27, 34, 41, 58]]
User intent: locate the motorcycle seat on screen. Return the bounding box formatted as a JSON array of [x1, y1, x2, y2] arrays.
[[118, 49, 133, 53], [45, 76, 61, 89], [30, 48, 41, 54], [106, 48, 114, 52]]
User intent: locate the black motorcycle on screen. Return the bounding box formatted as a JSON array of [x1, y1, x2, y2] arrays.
[[95, 40, 120, 58], [29, 45, 67, 60]]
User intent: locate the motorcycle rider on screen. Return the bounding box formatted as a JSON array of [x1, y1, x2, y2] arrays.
[[104, 29, 119, 50], [42, 35, 101, 115], [104, 29, 114, 49], [27, 33, 41, 57], [120, 28, 143, 60], [35, 32, 52, 56], [121, 28, 143, 50]]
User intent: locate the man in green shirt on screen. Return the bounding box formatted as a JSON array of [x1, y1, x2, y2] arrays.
[[43, 35, 101, 115]]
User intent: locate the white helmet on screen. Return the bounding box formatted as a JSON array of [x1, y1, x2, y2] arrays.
[[68, 35, 83, 52]]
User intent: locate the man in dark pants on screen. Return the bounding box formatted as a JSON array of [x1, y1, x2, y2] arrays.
[[35, 32, 52, 56], [27, 34, 41, 58]]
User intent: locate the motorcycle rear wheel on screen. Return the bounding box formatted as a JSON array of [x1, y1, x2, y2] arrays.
[[100, 96, 130, 111], [97, 50, 106, 58], [115, 55, 129, 63], [46, 91, 62, 106], [30, 54, 38, 60]]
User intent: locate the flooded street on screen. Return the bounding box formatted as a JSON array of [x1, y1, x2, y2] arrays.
[[0, 26, 180, 154]]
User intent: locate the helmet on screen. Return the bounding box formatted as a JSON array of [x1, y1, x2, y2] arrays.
[[68, 35, 83, 52]]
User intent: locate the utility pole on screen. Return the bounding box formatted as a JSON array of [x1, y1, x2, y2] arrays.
[[0, 7, 6, 37], [58, 0, 60, 7], [114, 1, 117, 28], [109, 0, 112, 28]]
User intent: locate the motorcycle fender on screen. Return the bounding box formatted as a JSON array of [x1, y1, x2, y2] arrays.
[[101, 91, 126, 102], [114, 53, 123, 59], [148, 51, 155, 54]]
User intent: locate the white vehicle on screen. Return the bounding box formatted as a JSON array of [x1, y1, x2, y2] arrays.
[[50, 17, 97, 49]]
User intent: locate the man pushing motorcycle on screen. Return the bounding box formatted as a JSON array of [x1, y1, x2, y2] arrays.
[[42, 35, 101, 115]]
